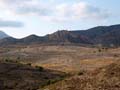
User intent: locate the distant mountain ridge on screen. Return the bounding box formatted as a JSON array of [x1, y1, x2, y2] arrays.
[[0, 31, 9, 39], [1, 24, 120, 47]]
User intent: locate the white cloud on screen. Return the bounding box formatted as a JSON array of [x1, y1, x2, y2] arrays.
[[53, 2, 109, 20], [0, 0, 109, 22], [0, 19, 23, 27]]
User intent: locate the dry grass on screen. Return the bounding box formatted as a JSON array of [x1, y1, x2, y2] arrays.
[[0, 45, 120, 89], [0, 45, 119, 72], [0, 61, 67, 90], [45, 60, 120, 90]]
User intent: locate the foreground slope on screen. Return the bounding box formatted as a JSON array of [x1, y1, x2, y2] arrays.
[[0, 61, 67, 90], [47, 60, 120, 90], [0, 45, 119, 90]]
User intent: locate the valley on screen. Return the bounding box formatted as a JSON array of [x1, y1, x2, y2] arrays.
[[0, 45, 120, 90], [0, 45, 118, 72]]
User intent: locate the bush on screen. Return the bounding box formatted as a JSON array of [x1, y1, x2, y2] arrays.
[[27, 63, 32, 66], [17, 56, 20, 60], [98, 49, 102, 52], [5, 59, 9, 62], [78, 70, 85, 76], [35, 66, 44, 72], [4, 58, 13, 63], [46, 79, 57, 85], [114, 54, 119, 57], [44, 77, 49, 79]]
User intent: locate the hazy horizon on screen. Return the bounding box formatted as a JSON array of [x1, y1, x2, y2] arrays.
[[0, 0, 120, 38]]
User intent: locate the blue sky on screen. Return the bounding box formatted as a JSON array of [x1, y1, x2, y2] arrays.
[[0, 0, 120, 38]]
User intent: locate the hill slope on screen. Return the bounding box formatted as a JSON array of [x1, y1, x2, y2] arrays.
[[47, 60, 120, 90], [0, 31, 9, 39], [0, 62, 66, 90], [1, 24, 120, 46]]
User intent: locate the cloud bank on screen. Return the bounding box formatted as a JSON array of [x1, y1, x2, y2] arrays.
[[0, 19, 24, 27], [0, 0, 109, 22]]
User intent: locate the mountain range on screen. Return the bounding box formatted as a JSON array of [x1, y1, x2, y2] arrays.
[[1, 24, 120, 47], [0, 31, 10, 39]]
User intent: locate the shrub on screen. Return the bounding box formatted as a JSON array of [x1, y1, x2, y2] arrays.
[[35, 66, 44, 72], [5, 59, 9, 62], [46, 79, 57, 85], [27, 63, 32, 66], [17, 56, 20, 60], [46, 80, 51, 85], [4, 58, 13, 62], [114, 54, 119, 57], [78, 70, 85, 76], [98, 48, 102, 52], [44, 77, 49, 79]]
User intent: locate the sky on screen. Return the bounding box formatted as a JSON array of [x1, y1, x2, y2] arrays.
[[0, 0, 120, 38]]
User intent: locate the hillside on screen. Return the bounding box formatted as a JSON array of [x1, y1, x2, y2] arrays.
[[0, 24, 120, 46], [47, 60, 120, 90], [0, 61, 67, 90], [0, 45, 120, 90], [0, 31, 9, 39]]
